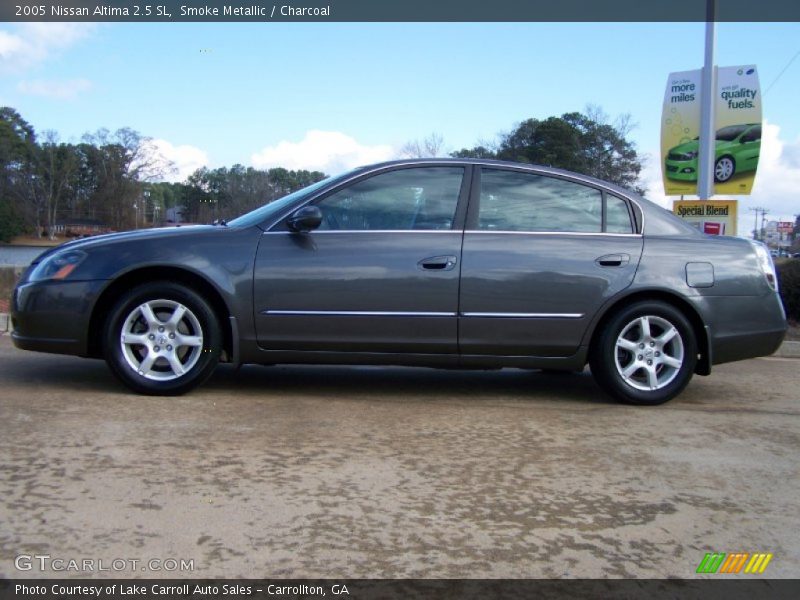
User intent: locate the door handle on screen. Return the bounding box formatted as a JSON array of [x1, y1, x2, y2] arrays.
[[418, 255, 458, 271], [595, 253, 630, 267]]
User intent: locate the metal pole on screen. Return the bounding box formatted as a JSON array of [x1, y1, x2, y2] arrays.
[[697, 0, 717, 199], [755, 208, 760, 241]]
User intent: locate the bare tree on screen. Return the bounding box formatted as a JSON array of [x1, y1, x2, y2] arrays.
[[82, 128, 174, 230], [38, 130, 78, 239], [400, 132, 446, 158]]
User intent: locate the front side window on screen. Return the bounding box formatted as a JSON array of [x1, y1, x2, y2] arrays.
[[478, 169, 602, 233], [315, 167, 464, 231]]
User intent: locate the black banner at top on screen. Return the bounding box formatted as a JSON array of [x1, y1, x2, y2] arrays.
[[2, 0, 800, 22]]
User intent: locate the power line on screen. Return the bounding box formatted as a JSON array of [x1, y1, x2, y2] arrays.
[[764, 49, 800, 97]]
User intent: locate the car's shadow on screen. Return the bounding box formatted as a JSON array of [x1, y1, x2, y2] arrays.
[[1, 343, 615, 405], [203, 363, 617, 406]]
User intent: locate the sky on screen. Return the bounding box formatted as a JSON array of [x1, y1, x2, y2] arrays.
[[1, 20, 799, 235]]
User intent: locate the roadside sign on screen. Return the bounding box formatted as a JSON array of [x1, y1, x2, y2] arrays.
[[662, 66, 761, 196], [673, 199, 738, 236]]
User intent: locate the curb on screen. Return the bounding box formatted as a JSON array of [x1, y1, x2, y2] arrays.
[[773, 340, 800, 359], [0, 311, 799, 358]]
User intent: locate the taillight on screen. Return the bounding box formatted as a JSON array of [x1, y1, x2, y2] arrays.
[[749, 241, 778, 292]]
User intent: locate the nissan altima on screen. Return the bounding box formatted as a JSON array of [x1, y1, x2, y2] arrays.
[[11, 159, 787, 404]]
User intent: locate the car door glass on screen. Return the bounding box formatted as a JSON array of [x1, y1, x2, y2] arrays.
[[606, 195, 633, 234], [315, 167, 464, 231], [741, 126, 761, 143], [478, 169, 602, 233]]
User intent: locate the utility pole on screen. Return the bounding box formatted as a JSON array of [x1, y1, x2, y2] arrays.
[[697, 0, 717, 200], [749, 207, 763, 240]]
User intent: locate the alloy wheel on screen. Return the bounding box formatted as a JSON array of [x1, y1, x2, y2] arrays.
[[614, 315, 685, 392], [119, 299, 204, 381]]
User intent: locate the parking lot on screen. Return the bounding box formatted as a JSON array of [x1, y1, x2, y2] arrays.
[[0, 334, 798, 579]]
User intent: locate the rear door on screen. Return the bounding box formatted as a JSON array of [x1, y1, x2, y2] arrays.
[[253, 165, 469, 354], [459, 167, 643, 357]]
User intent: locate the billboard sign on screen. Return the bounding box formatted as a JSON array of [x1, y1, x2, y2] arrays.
[[662, 65, 762, 196], [673, 199, 738, 236], [777, 221, 794, 234], [661, 69, 702, 196]]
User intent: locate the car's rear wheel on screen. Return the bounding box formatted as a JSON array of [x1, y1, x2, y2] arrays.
[[104, 282, 221, 395], [589, 301, 697, 405], [714, 156, 736, 182]]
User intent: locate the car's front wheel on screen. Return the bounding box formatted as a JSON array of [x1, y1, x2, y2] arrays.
[[104, 282, 221, 395], [589, 301, 697, 405]]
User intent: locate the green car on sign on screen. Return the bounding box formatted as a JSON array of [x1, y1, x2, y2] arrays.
[[665, 123, 761, 183]]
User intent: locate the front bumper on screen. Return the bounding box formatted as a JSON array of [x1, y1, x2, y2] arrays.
[[664, 160, 698, 181], [11, 279, 107, 357]]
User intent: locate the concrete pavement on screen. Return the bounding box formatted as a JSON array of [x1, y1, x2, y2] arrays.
[[0, 335, 798, 579]]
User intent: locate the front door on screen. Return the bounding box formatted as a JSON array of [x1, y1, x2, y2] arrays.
[[254, 166, 468, 354]]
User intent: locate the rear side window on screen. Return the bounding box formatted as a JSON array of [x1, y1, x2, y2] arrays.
[[478, 169, 602, 233], [605, 194, 634, 234], [741, 126, 761, 143]]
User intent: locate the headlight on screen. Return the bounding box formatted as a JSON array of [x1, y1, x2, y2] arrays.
[[28, 249, 88, 282], [749, 241, 778, 292]]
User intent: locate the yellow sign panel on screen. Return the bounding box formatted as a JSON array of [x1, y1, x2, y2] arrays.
[[662, 66, 762, 196], [673, 199, 738, 236]]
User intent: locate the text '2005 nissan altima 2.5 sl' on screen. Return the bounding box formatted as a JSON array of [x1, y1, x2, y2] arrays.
[[11, 159, 787, 405]]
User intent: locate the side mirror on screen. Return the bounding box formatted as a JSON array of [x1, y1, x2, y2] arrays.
[[287, 206, 323, 232]]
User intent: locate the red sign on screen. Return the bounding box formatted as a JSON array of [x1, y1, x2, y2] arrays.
[[777, 221, 794, 233], [703, 222, 725, 235]]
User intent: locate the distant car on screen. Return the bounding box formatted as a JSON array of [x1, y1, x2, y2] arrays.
[[11, 159, 787, 405], [665, 124, 761, 183]]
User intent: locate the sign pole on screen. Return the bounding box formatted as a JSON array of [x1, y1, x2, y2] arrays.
[[697, 0, 717, 199]]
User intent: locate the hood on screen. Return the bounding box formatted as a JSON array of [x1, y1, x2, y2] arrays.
[[30, 225, 217, 264], [669, 140, 699, 154]]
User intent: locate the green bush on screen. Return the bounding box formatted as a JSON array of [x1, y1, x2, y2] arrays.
[[777, 259, 800, 322]]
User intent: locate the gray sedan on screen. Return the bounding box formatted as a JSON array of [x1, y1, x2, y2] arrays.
[[10, 159, 787, 404]]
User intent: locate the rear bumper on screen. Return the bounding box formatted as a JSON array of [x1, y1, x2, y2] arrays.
[[10, 279, 107, 357], [700, 293, 787, 366]]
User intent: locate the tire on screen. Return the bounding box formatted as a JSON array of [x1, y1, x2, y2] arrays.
[[714, 156, 736, 183], [589, 301, 697, 405], [103, 282, 221, 395]]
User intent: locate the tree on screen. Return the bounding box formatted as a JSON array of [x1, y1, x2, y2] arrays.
[[81, 128, 173, 230], [183, 165, 326, 223], [450, 145, 496, 159], [450, 107, 644, 193], [0, 107, 37, 240], [36, 131, 79, 239], [401, 132, 445, 158]]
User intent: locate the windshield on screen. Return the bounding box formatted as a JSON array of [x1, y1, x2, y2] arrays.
[[227, 171, 358, 228]]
